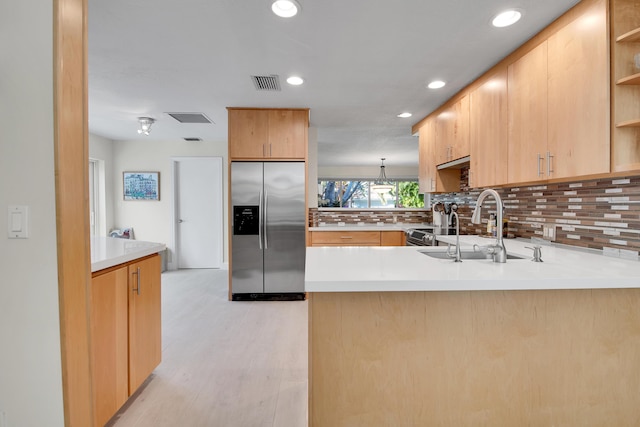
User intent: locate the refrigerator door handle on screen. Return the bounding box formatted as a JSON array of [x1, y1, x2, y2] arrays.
[[258, 191, 263, 250], [264, 190, 269, 249]]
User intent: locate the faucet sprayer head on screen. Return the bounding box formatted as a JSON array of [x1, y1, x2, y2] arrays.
[[471, 205, 483, 224]]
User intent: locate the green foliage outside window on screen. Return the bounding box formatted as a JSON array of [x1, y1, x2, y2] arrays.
[[397, 182, 424, 208]]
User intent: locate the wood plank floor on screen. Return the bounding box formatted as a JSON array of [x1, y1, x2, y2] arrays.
[[108, 269, 308, 427]]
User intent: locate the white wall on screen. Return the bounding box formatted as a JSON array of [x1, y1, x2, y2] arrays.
[[318, 165, 419, 179], [111, 139, 229, 265], [89, 133, 116, 235], [0, 0, 65, 425]]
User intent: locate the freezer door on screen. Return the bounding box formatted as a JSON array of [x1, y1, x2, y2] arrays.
[[231, 162, 264, 294], [263, 162, 306, 293]]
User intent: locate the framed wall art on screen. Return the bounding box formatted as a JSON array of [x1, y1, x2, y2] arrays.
[[123, 171, 160, 201]]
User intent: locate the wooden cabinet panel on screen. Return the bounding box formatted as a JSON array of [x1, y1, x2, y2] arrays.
[[418, 119, 461, 193], [380, 231, 405, 246], [508, 42, 548, 184], [310, 231, 406, 247], [547, 0, 609, 178], [470, 69, 508, 188], [310, 231, 381, 246], [91, 266, 129, 427], [418, 118, 437, 193], [128, 254, 162, 393], [228, 108, 308, 160], [436, 94, 470, 164], [268, 109, 308, 159], [228, 109, 269, 159]]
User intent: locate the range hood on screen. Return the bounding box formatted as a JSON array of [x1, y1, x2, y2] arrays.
[[436, 155, 470, 170]]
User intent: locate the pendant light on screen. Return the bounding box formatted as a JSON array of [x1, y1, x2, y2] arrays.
[[371, 158, 394, 195]]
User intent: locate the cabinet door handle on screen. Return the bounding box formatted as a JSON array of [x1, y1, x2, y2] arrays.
[[537, 154, 544, 177], [132, 267, 141, 295], [547, 151, 554, 175], [269, 144, 272, 157]]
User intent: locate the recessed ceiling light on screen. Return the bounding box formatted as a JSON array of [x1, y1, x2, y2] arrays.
[[492, 10, 522, 27], [397, 112, 412, 118], [427, 80, 446, 89], [286, 76, 304, 85], [272, 0, 301, 18]]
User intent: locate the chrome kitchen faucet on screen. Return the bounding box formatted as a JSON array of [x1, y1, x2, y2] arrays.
[[471, 189, 507, 263]]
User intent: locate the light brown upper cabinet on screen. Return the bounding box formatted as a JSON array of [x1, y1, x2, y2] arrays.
[[418, 118, 460, 193], [436, 94, 470, 165], [470, 69, 508, 188], [228, 108, 308, 160], [507, 41, 549, 184], [547, 0, 609, 178], [508, 0, 608, 184], [611, 0, 640, 172]]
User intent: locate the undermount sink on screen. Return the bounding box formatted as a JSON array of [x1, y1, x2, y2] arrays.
[[419, 250, 527, 260]]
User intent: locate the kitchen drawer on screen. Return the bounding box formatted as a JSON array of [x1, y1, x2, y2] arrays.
[[310, 231, 381, 246], [380, 231, 405, 246]]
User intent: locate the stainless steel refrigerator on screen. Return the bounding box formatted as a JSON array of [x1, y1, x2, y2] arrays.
[[231, 162, 306, 300]]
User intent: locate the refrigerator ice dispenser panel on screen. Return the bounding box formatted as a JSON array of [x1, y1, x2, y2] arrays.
[[233, 206, 259, 235]]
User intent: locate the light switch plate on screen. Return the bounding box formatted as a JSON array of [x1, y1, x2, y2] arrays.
[[542, 223, 556, 241], [7, 205, 28, 239]]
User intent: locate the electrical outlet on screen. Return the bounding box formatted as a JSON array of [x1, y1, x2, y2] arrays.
[[543, 224, 556, 241]]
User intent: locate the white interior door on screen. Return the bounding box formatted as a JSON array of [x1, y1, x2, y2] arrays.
[[174, 157, 223, 269]]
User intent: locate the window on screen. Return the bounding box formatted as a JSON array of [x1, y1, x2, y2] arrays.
[[318, 180, 424, 208]]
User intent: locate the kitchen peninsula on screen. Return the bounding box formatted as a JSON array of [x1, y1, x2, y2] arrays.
[[90, 237, 165, 427], [305, 238, 640, 426]]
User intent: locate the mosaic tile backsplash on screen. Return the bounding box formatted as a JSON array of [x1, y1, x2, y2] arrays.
[[309, 209, 430, 227], [310, 170, 640, 258], [433, 170, 640, 258]]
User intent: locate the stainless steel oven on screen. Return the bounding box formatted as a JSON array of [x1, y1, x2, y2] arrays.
[[405, 228, 438, 246]]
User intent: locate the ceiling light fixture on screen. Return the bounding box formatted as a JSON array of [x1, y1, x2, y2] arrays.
[[371, 158, 394, 196], [286, 76, 304, 85], [397, 112, 412, 118], [137, 117, 155, 135], [492, 10, 522, 27], [272, 0, 301, 18], [427, 80, 446, 89]]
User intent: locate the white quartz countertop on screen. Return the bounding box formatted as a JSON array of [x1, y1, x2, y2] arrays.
[[305, 235, 640, 292], [91, 237, 166, 272]]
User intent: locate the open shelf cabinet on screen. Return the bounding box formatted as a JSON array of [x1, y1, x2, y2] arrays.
[[611, 0, 640, 173]]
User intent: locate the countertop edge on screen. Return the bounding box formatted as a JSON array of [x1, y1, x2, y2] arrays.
[[91, 237, 166, 272]]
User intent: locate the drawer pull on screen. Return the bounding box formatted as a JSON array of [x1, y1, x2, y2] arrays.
[[340, 236, 353, 239]]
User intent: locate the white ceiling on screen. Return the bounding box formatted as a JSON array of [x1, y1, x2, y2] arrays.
[[88, 0, 580, 168]]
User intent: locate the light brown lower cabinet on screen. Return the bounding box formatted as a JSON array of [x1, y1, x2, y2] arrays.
[[309, 230, 405, 247], [309, 289, 640, 426], [90, 254, 162, 427]]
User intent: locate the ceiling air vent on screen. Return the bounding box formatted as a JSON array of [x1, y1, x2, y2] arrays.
[[183, 137, 202, 142], [251, 74, 281, 91], [166, 112, 213, 124]]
